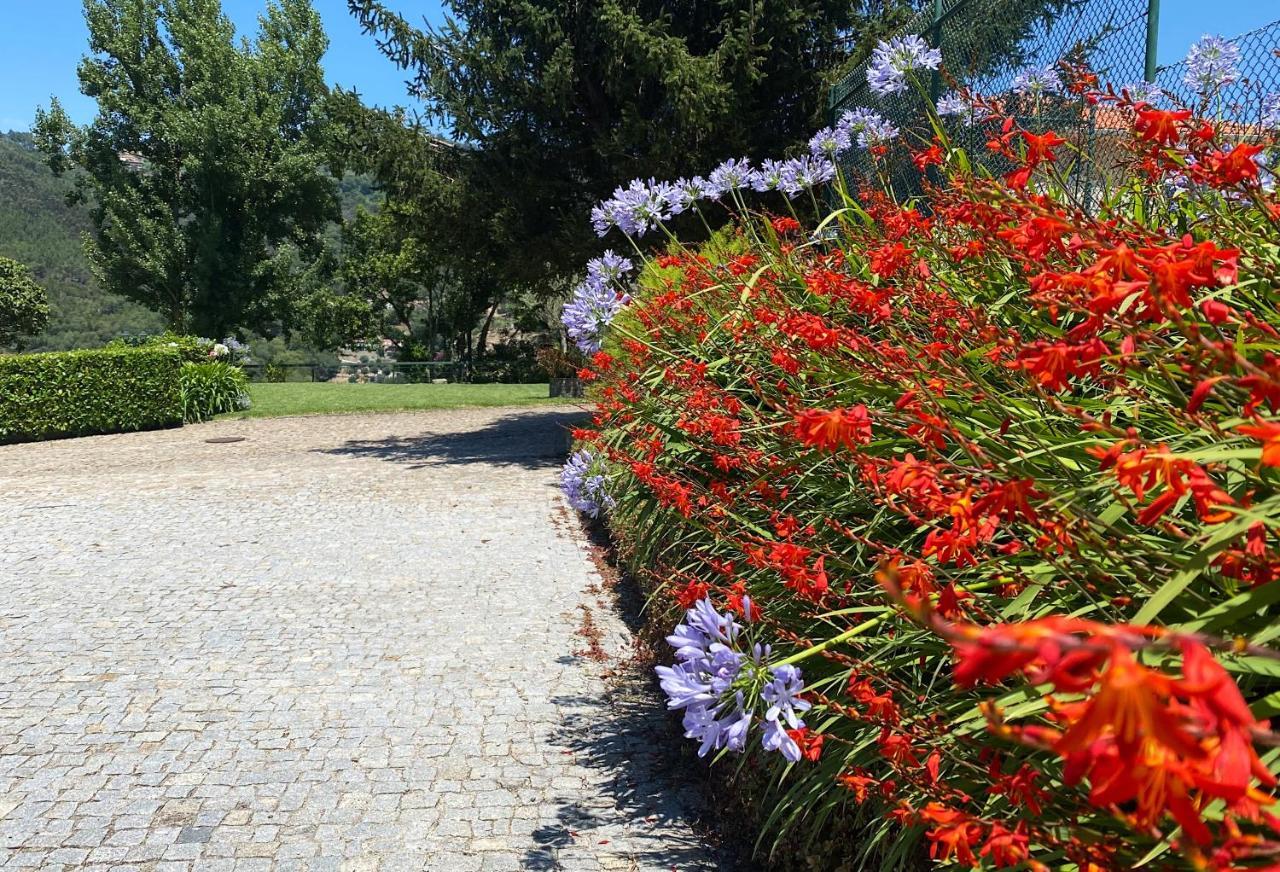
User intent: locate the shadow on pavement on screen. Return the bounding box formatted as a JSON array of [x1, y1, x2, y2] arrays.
[[315, 408, 589, 470], [522, 683, 746, 871]]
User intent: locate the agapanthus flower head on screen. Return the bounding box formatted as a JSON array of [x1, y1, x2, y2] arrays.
[[617, 178, 678, 236], [857, 115, 900, 149], [1262, 92, 1280, 129], [1122, 80, 1166, 105], [839, 107, 880, 137], [935, 91, 971, 119], [1183, 34, 1240, 95], [809, 125, 853, 158], [1012, 65, 1062, 97], [590, 199, 626, 237], [560, 450, 615, 517], [668, 177, 712, 213], [752, 159, 787, 193], [867, 34, 942, 96], [561, 277, 629, 353], [586, 250, 633, 285], [778, 156, 836, 198], [706, 158, 754, 198]]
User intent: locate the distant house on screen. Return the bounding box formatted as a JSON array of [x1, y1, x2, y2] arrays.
[[118, 151, 145, 172]]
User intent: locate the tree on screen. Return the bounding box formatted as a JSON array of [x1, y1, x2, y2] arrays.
[[325, 90, 512, 360], [0, 257, 51, 349], [346, 0, 871, 288], [34, 0, 341, 338]]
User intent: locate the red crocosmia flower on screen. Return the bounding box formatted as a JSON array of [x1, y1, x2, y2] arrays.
[[671, 578, 711, 609], [1134, 107, 1191, 146], [1096, 442, 1236, 524], [868, 242, 916, 277], [990, 763, 1046, 815], [1017, 338, 1108, 392], [837, 769, 876, 802], [788, 727, 824, 762], [1198, 143, 1265, 187], [1055, 646, 1203, 760], [951, 617, 1095, 687], [877, 728, 921, 768], [1022, 130, 1066, 166], [919, 803, 983, 867], [1237, 420, 1280, 467], [771, 216, 801, 236], [1182, 642, 1278, 795], [793, 406, 873, 452], [980, 824, 1045, 871], [912, 143, 945, 172]]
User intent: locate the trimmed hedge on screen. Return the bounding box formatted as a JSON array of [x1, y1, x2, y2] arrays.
[[0, 347, 183, 443]]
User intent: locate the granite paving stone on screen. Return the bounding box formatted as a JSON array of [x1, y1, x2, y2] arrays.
[[0, 408, 729, 871]]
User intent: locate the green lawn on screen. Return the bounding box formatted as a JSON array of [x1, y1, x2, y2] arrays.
[[221, 382, 574, 419]]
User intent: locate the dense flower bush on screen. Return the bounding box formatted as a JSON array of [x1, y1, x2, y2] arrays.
[[179, 360, 251, 422], [563, 38, 1280, 872]]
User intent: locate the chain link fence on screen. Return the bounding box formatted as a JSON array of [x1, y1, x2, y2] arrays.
[[829, 0, 1154, 196], [1156, 19, 1280, 124]]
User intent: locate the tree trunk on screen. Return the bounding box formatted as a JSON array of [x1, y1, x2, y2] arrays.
[[475, 296, 501, 359]]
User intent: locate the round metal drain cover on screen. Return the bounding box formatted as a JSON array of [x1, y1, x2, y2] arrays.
[[205, 436, 246, 444]]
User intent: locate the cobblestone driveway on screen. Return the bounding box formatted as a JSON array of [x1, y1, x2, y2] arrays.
[[0, 409, 728, 872]]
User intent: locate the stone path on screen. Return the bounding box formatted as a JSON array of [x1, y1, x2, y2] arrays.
[[0, 408, 729, 872]]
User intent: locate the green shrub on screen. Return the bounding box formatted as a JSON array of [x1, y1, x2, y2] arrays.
[[179, 361, 250, 423], [0, 257, 50, 349], [0, 347, 182, 443]]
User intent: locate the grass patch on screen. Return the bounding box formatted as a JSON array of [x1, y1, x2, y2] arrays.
[[220, 382, 573, 419]]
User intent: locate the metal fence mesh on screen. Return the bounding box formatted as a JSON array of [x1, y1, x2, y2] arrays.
[[1156, 19, 1280, 124], [829, 0, 1154, 195]]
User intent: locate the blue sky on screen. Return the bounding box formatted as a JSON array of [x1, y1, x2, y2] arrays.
[[0, 0, 1276, 132]]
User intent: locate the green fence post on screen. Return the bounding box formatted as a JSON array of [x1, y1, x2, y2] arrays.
[[1144, 0, 1160, 81], [929, 0, 946, 101]]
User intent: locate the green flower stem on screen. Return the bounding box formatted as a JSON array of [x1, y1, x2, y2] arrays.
[[773, 612, 890, 667]]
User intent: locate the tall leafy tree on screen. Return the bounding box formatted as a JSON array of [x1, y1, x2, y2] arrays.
[[346, 0, 870, 286], [34, 0, 340, 337], [0, 257, 51, 349]]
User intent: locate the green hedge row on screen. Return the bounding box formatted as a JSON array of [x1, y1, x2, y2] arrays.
[[0, 347, 183, 443]]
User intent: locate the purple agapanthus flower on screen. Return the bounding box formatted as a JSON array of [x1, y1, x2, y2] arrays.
[[561, 450, 615, 517], [1183, 34, 1240, 95], [586, 250, 633, 285], [590, 199, 624, 237], [809, 125, 853, 158], [935, 91, 970, 119], [1123, 81, 1165, 105], [656, 597, 813, 762], [761, 718, 803, 762], [838, 107, 898, 148], [752, 159, 787, 193], [706, 158, 754, 198], [761, 664, 810, 729], [866, 34, 942, 96], [778, 156, 836, 197], [857, 116, 899, 149], [656, 598, 751, 757], [1012, 65, 1062, 97], [665, 177, 710, 213], [618, 178, 678, 236], [561, 278, 628, 353], [1264, 93, 1280, 129]]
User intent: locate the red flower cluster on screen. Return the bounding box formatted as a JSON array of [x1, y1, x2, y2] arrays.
[[577, 77, 1280, 870]]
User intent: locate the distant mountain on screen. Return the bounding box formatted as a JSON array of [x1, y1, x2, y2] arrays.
[[0, 131, 380, 351], [0, 131, 163, 350]]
